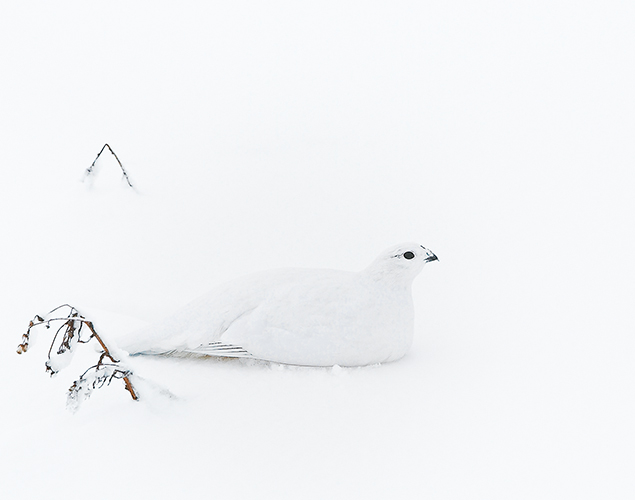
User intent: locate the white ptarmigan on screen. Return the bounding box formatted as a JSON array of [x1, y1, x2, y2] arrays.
[[121, 243, 438, 367]]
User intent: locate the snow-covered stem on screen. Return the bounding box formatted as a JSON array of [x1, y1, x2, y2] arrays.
[[67, 362, 134, 412], [16, 304, 138, 402]]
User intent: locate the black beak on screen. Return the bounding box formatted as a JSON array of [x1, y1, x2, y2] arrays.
[[424, 253, 439, 263], [420, 245, 438, 263]]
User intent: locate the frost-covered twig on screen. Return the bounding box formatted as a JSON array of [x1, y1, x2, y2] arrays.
[[67, 362, 134, 412], [17, 304, 138, 408], [85, 143, 134, 188]]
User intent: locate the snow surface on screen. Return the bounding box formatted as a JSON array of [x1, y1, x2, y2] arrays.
[[1, 1, 635, 498]]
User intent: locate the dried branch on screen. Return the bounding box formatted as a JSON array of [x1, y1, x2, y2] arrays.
[[85, 143, 134, 188], [17, 304, 138, 407], [67, 363, 134, 412]]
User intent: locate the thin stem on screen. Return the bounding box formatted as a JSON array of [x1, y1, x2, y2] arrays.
[[85, 320, 138, 400], [86, 143, 134, 188]]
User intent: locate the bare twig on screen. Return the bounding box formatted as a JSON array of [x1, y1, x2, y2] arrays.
[[17, 304, 138, 405], [85, 143, 134, 188]]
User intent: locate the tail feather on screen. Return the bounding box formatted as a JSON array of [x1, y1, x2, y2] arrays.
[[132, 341, 253, 359]]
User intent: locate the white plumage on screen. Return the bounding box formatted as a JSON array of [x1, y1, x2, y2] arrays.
[[120, 243, 438, 367]]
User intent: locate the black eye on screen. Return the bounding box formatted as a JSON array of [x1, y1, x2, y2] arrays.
[[403, 251, 415, 260]]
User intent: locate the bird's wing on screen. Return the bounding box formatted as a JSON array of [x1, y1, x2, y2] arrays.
[[121, 268, 333, 357], [124, 306, 259, 357], [119, 285, 265, 355]]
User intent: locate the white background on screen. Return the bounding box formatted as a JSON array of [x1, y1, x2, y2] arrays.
[[1, 1, 633, 498]]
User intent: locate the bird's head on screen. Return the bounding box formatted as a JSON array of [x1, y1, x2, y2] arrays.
[[364, 242, 438, 284]]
